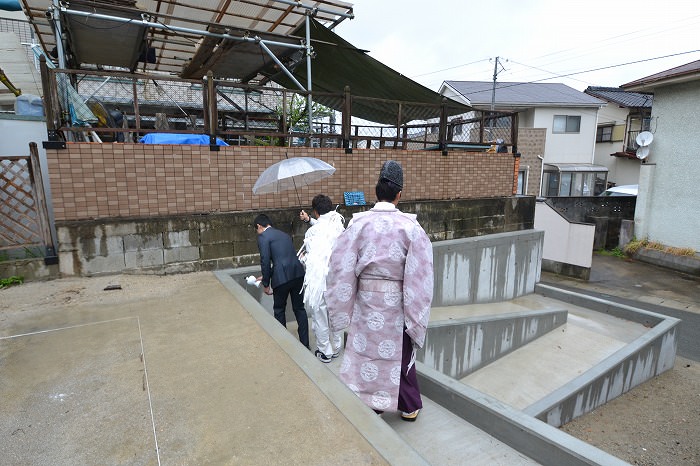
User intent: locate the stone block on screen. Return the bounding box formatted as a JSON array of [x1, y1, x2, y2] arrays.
[[164, 246, 200, 264], [233, 239, 260, 257], [200, 243, 234, 260], [79, 235, 124, 258], [104, 222, 138, 237], [56, 226, 76, 248], [165, 230, 199, 248], [619, 219, 634, 248], [83, 253, 127, 275], [200, 226, 236, 244], [58, 251, 75, 276], [125, 249, 164, 269], [124, 233, 163, 252]]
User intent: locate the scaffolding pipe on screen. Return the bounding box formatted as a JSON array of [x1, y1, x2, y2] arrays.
[[305, 13, 313, 137], [51, 0, 67, 69], [272, 0, 354, 19], [258, 41, 306, 92], [58, 8, 307, 51]]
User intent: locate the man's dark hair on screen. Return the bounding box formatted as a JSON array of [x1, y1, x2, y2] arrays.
[[253, 214, 272, 228], [375, 179, 402, 202], [311, 194, 333, 216]]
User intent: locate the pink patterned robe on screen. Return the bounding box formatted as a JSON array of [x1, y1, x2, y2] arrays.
[[326, 202, 434, 412]]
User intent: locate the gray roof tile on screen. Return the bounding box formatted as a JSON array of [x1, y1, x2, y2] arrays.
[[443, 81, 605, 108], [584, 86, 653, 108]]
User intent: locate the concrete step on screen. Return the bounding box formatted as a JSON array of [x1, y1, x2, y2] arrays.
[[383, 397, 541, 465]]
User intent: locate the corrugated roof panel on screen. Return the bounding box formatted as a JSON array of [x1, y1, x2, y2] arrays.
[[19, 0, 352, 74]]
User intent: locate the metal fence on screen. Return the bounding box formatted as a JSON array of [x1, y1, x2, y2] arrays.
[[39, 60, 519, 152], [0, 17, 37, 66]]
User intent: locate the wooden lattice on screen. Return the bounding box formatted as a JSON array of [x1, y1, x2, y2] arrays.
[[0, 144, 52, 257]]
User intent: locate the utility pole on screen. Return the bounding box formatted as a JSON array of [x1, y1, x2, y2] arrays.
[[489, 57, 507, 136], [491, 56, 499, 113]]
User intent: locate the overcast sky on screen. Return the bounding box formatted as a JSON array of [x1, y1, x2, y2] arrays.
[[334, 0, 700, 92]]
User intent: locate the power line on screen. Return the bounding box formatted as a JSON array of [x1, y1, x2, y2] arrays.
[[411, 58, 490, 78], [439, 49, 700, 100], [527, 49, 700, 84]]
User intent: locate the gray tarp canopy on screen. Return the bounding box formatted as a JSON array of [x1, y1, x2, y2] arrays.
[[265, 18, 470, 125]]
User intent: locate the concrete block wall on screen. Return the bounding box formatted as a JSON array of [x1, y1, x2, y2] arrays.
[[54, 198, 535, 276]]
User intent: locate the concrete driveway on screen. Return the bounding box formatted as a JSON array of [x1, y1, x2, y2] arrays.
[[0, 272, 395, 465]]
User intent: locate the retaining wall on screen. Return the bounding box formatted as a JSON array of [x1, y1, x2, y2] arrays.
[[529, 284, 679, 427], [54, 197, 535, 277], [419, 309, 567, 379], [432, 229, 543, 306]]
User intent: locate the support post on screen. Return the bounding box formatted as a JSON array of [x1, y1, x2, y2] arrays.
[[51, 0, 67, 69], [132, 78, 141, 133], [280, 90, 288, 147], [438, 98, 448, 155], [28, 142, 58, 263], [511, 112, 519, 154], [305, 13, 314, 141], [342, 86, 352, 153], [206, 71, 219, 151]]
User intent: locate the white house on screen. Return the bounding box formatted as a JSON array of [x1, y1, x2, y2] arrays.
[[440, 81, 606, 197], [584, 86, 653, 187], [621, 60, 700, 252]]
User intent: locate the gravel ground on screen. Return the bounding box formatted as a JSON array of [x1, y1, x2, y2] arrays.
[[561, 357, 700, 466], [547, 254, 700, 466]]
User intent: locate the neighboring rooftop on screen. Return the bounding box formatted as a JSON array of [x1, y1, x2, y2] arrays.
[[622, 60, 700, 91], [440, 81, 605, 110], [584, 86, 653, 108]]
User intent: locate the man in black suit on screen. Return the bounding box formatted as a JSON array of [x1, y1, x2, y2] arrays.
[[254, 214, 309, 348]]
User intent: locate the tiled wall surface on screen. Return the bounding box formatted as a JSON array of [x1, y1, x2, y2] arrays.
[[516, 128, 547, 196], [47, 144, 519, 221]]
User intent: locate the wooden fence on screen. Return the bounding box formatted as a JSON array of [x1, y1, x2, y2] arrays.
[[0, 143, 55, 261]]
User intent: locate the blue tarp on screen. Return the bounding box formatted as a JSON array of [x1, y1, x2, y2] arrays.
[[139, 133, 229, 146], [0, 0, 22, 11]]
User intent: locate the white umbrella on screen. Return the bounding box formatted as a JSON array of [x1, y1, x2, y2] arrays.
[[252, 156, 336, 202]]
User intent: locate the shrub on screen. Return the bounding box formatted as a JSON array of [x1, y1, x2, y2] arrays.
[[0, 276, 24, 289]]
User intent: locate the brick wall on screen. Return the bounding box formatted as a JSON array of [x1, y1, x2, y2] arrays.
[[517, 128, 547, 196], [46, 144, 519, 221]]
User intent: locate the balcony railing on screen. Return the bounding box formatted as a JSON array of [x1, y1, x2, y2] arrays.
[[39, 58, 518, 153]]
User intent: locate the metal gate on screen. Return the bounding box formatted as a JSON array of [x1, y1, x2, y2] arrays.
[[0, 142, 54, 261]]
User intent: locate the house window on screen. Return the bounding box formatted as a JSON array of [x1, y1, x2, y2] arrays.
[[542, 169, 607, 197], [553, 115, 581, 133], [517, 170, 526, 195], [596, 125, 613, 142]]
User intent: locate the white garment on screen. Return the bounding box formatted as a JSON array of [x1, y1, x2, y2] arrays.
[[311, 295, 343, 357], [301, 211, 345, 309], [301, 210, 345, 356]]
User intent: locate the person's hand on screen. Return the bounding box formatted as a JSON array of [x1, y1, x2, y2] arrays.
[[264, 285, 273, 295], [299, 210, 310, 223]]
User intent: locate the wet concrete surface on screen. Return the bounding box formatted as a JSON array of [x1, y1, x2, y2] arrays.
[[541, 253, 700, 361], [0, 272, 391, 465]]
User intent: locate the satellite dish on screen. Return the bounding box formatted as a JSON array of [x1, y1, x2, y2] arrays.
[[636, 131, 654, 147], [636, 146, 650, 160]]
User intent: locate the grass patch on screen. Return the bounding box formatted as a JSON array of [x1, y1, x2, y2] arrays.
[[0, 276, 24, 289], [598, 247, 626, 258], [623, 238, 697, 257]]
